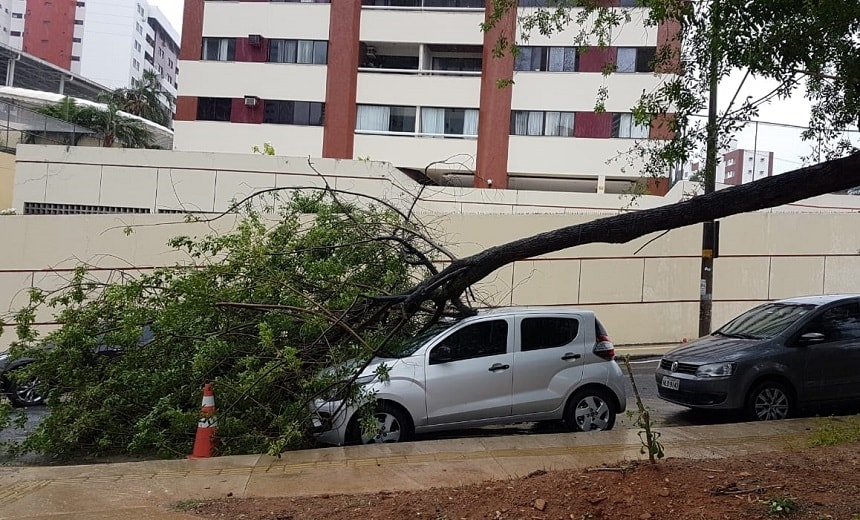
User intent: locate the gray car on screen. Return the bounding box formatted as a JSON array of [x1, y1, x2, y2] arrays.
[[656, 294, 860, 420], [311, 307, 627, 445]]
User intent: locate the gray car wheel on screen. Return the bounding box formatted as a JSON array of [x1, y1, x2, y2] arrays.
[[747, 381, 794, 421], [564, 388, 616, 432], [348, 402, 413, 445]]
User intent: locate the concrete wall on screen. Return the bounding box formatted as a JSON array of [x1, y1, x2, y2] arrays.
[[0, 151, 13, 209], [4, 145, 860, 351]]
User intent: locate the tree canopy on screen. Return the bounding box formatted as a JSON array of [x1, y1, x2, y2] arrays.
[[485, 0, 860, 180]]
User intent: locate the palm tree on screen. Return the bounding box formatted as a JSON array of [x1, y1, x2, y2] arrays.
[[105, 70, 173, 127], [36, 97, 153, 148]]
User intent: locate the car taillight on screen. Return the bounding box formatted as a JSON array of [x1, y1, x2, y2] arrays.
[[594, 335, 615, 361]]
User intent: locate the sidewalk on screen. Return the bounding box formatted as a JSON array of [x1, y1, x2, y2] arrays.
[[0, 418, 818, 520], [616, 342, 681, 359]]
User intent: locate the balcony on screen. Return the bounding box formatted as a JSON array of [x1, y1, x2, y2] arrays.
[[359, 42, 481, 75], [362, 0, 483, 9]]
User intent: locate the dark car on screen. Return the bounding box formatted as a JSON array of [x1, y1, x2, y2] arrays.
[[656, 294, 860, 421], [0, 325, 153, 407]]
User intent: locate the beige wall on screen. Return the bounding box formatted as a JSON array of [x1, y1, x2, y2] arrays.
[[4, 145, 860, 351], [3, 211, 860, 351], [0, 151, 13, 209]]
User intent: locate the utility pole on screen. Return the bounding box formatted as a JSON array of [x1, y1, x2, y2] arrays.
[[699, 0, 720, 337]]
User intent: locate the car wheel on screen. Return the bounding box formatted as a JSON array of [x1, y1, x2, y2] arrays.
[[348, 402, 413, 445], [564, 388, 616, 432], [746, 380, 794, 421], [5, 368, 44, 408]]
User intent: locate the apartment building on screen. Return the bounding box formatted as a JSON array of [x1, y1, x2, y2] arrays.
[[176, 1, 676, 193], [7, 0, 179, 120], [688, 147, 775, 186]]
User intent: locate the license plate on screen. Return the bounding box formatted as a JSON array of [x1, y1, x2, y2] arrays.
[[661, 376, 680, 391]]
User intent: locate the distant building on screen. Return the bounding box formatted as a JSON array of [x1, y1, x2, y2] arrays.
[[689, 147, 775, 186], [6, 0, 179, 122]]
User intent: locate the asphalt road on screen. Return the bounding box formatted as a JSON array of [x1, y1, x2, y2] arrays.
[[0, 358, 747, 464]]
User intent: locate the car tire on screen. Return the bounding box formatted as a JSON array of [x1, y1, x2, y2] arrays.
[[746, 380, 795, 421], [564, 388, 616, 432], [347, 402, 413, 445], [5, 366, 44, 408]]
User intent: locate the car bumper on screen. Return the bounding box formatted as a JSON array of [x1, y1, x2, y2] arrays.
[[655, 368, 744, 410], [309, 399, 354, 446]]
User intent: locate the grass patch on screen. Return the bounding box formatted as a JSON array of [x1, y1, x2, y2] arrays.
[[808, 415, 860, 447], [172, 499, 206, 511]]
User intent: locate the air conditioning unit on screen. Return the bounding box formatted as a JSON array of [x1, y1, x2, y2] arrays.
[[248, 34, 263, 46], [244, 96, 259, 107]]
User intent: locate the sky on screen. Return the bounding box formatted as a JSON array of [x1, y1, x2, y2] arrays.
[[150, 0, 183, 34]]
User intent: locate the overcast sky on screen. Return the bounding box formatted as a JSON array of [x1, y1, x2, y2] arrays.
[[150, 0, 183, 34]]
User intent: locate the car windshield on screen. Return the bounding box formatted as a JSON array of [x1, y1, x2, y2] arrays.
[[378, 322, 454, 358], [715, 302, 816, 340]]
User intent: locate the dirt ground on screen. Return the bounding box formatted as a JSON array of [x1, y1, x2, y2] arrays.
[[187, 441, 860, 520]]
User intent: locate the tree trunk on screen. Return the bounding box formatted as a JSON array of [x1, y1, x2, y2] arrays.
[[400, 152, 860, 310]]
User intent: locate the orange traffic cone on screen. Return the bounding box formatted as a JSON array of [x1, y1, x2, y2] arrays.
[[188, 383, 218, 459]]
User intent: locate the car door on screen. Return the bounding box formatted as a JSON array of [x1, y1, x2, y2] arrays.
[[424, 318, 513, 425], [797, 302, 860, 401], [511, 314, 585, 416]]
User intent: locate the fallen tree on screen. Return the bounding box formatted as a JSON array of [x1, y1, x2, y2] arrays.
[[394, 152, 860, 313], [1, 153, 858, 458]]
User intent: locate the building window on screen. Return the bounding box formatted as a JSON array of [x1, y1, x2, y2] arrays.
[[134, 40, 141, 52], [132, 58, 140, 70], [74, 19, 84, 25], [12, 12, 21, 18], [268, 39, 328, 65], [356, 105, 416, 133], [515, 46, 577, 72], [135, 22, 142, 34], [511, 111, 575, 136], [10, 31, 20, 36], [421, 107, 479, 137], [616, 47, 656, 72], [73, 37, 81, 43], [71, 56, 80, 62], [202, 37, 236, 61], [197, 97, 232, 122], [611, 113, 650, 138], [263, 100, 325, 126]]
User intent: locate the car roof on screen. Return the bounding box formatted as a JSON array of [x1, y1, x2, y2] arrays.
[[473, 306, 595, 318], [775, 294, 860, 306]]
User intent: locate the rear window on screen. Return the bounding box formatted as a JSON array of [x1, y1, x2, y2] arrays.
[[521, 317, 579, 351]]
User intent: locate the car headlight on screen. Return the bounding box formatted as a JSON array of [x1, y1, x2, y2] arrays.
[[696, 362, 736, 378]]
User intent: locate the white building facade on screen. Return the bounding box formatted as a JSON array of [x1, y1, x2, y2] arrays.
[[175, 0, 678, 194]]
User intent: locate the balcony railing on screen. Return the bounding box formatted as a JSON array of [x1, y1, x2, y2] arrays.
[[358, 67, 481, 76], [361, 0, 484, 10]]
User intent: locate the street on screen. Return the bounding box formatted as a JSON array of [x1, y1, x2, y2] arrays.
[[0, 358, 747, 464]]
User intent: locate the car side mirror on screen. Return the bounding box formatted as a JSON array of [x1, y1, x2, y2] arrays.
[[430, 345, 453, 364], [798, 332, 825, 345]]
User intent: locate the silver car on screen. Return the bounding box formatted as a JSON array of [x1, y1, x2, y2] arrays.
[[311, 307, 627, 445]]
